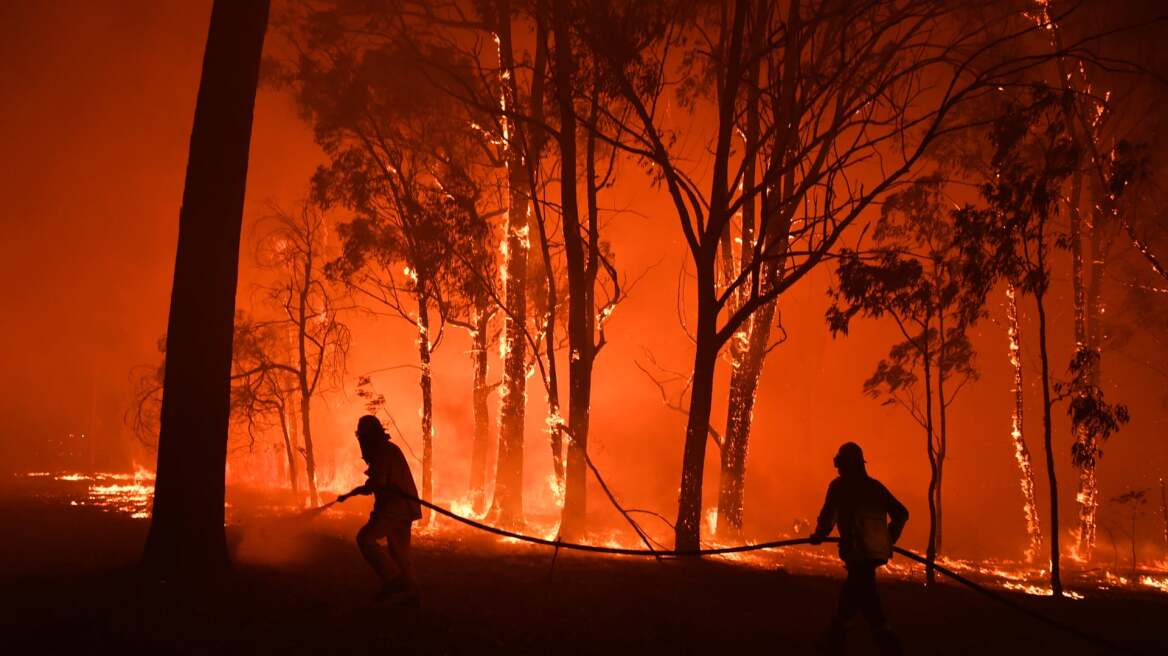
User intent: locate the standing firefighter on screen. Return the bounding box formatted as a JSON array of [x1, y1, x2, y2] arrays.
[[337, 415, 423, 602], [809, 442, 908, 655]]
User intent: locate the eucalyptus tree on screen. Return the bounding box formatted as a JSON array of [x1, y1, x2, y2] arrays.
[[827, 177, 994, 583], [143, 0, 270, 575], [580, 0, 1118, 551]]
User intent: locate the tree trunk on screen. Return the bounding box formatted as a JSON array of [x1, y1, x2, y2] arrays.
[[489, 0, 539, 527], [278, 401, 300, 500], [143, 0, 269, 576], [1077, 185, 1110, 560], [417, 288, 434, 524], [716, 298, 773, 536], [923, 323, 938, 586], [299, 392, 318, 508], [297, 243, 319, 508], [714, 1, 765, 537], [1159, 477, 1167, 558], [1006, 285, 1043, 561], [1036, 285, 1063, 596], [553, 0, 596, 539], [1068, 166, 1098, 561], [675, 257, 719, 552], [715, 0, 798, 538], [935, 313, 947, 556], [468, 302, 492, 514]]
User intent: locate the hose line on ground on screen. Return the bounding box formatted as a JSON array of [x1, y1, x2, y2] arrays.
[[347, 493, 1139, 655]]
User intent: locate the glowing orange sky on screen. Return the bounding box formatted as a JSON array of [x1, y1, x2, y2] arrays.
[[3, 0, 1167, 561]]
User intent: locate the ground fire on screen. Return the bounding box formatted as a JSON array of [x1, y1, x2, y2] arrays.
[[3, 0, 1168, 654]]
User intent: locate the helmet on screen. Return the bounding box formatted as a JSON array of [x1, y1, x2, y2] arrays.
[[833, 442, 866, 467], [356, 414, 388, 440]]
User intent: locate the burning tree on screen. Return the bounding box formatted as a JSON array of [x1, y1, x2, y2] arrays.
[[276, 30, 500, 519], [827, 177, 994, 583], [230, 316, 304, 501], [968, 88, 1125, 596], [578, 0, 1122, 551], [143, 0, 269, 575], [244, 205, 351, 507]]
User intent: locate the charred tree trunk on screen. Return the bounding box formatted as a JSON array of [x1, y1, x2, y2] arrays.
[[143, 0, 269, 575], [1036, 281, 1063, 596], [1159, 477, 1168, 558], [1006, 285, 1043, 561], [935, 313, 947, 556], [468, 302, 492, 514], [715, 1, 764, 538], [1068, 166, 1097, 560], [716, 0, 797, 537], [1076, 183, 1110, 560], [553, 0, 596, 539], [676, 254, 720, 551], [716, 298, 773, 536], [417, 287, 434, 524], [489, 0, 543, 527], [923, 321, 938, 586]]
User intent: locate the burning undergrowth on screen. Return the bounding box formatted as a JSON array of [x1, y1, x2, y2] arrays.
[[11, 469, 1168, 601]]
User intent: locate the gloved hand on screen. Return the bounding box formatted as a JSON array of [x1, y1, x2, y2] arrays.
[[808, 533, 824, 545], [335, 493, 350, 503]]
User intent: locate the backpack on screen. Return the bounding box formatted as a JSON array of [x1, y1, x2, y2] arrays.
[[851, 511, 893, 562]]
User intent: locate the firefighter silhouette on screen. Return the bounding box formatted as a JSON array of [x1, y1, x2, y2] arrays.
[[810, 442, 909, 655]]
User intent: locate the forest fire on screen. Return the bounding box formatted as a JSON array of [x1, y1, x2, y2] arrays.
[[7, 0, 1168, 653], [20, 468, 156, 520]]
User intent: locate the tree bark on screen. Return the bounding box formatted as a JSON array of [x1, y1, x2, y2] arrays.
[[675, 256, 720, 551], [143, 0, 269, 575], [1036, 284, 1063, 596], [278, 400, 300, 500], [1006, 285, 1043, 561], [297, 245, 319, 508], [923, 320, 938, 586], [553, 0, 596, 539], [935, 313, 947, 556], [417, 287, 434, 524], [1068, 166, 1098, 561], [714, 0, 767, 538], [468, 302, 492, 514], [489, 0, 542, 527]]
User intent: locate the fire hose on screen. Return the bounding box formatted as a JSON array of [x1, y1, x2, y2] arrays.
[[322, 492, 1142, 655]]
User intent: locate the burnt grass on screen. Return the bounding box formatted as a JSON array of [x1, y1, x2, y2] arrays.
[[1, 499, 1166, 655]]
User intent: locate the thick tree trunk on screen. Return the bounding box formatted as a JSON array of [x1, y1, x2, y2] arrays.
[[143, 0, 269, 575], [1077, 188, 1110, 560], [1006, 285, 1043, 561], [675, 258, 719, 552], [1036, 286, 1063, 596], [489, 0, 538, 527], [716, 299, 773, 536], [468, 303, 492, 514], [417, 289, 434, 524], [553, 0, 596, 539], [716, 0, 798, 538], [1068, 167, 1098, 561]]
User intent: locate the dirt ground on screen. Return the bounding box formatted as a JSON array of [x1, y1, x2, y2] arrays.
[[2, 499, 1166, 655]]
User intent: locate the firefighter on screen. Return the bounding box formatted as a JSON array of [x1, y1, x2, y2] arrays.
[[809, 442, 909, 655], [337, 414, 423, 603]]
